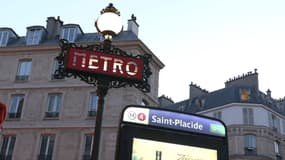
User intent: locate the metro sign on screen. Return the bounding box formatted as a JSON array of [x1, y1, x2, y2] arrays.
[[65, 48, 144, 81]]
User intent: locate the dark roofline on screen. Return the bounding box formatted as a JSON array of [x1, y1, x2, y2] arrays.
[[0, 27, 19, 38]]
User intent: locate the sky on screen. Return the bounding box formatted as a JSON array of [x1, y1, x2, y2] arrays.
[[1, 0, 285, 102]]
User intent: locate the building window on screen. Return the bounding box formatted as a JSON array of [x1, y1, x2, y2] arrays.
[[38, 135, 55, 160], [213, 111, 222, 120], [26, 29, 42, 45], [45, 94, 62, 118], [83, 135, 93, 160], [0, 135, 16, 160], [16, 60, 32, 81], [88, 93, 98, 117], [269, 113, 280, 132], [51, 59, 63, 80], [61, 28, 77, 42], [243, 108, 254, 125], [274, 141, 280, 154], [0, 31, 9, 47], [8, 95, 24, 119], [244, 134, 257, 155]]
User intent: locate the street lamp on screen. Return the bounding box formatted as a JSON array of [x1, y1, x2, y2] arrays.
[[55, 3, 152, 160], [92, 3, 123, 160]]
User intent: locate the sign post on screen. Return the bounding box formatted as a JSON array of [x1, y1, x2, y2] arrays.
[[55, 4, 152, 160], [116, 105, 229, 160]]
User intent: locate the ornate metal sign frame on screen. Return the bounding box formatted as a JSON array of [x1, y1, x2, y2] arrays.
[[55, 39, 152, 92]]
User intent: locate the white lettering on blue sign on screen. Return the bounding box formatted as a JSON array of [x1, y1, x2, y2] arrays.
[[151, 115, 203, 131]]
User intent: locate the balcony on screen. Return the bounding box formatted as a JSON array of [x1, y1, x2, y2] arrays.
[[15, 75, 29, 81], [88, 111, 97, 117], [38, 154, 52, 160], [8, 112, 21, 119], [0, 154, 12, 160], [82, 155, 91, 160], [244, 147, 257, 155], [45, 112, 59, 118]]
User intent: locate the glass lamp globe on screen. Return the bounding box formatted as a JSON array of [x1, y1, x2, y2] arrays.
[[95, 3, 123, 40]]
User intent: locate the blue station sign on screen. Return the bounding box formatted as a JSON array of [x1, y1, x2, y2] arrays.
[[122, 106, 226, 137]]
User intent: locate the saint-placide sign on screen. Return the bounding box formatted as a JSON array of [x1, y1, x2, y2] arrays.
[[66, 48, 144, 80]]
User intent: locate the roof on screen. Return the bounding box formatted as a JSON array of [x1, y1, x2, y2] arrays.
[[165, 85, 285, 116], [3, 30, 139, 47]]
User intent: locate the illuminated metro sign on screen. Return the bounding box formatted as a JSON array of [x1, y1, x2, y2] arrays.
[[65, 48, 144, 80], [123, 106, 226, 137]]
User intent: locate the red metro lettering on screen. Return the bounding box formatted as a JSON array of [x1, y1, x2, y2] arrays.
[[66, 48, 144, 80]]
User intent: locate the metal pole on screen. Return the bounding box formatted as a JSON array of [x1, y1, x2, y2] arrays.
[[92, 39, 111, 160], [91, 79, 109, 160]]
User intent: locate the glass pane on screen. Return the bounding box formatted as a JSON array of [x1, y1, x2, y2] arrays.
[[17, 97, 24, 113], [89, 95, 98, 111], [47, 136, 54, 156], [84, 135, 93, 155], [40, 136, 48, 155], [48, 95, 56, 112], [9, 97, 18, 113], [0, 137, 8, 155], [7, 137, 15, 155]]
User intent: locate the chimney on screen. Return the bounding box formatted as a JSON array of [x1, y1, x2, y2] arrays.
[[267, 89, 271, 98], [127, 14, 139, 37], [46, 16, 63, 39]]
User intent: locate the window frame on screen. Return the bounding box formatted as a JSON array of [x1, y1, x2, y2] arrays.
[[38, 135, 55, 160], [0, 135, 16, 159], [45, 93, 62, 118], [269, 113, 280, 132], [243, 108, 254, 125], [26, 29, 42, 45], [83, 134, 93, 160], [8, 95, 24, 119], [61, 27, 77, 42], [16, 60, 32, 81], [0, 31, 9, 47], [88, 93, 98, 117], [244, 134, 257, 155]]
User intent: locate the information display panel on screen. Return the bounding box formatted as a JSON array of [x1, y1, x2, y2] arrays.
[[115, 105, 229, 160]]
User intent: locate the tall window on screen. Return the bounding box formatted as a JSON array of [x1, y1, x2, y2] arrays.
[[243, 108, 254, 125], [0, 31, 9, 47], [16, 60, 32, 81], [83, 135, 93, 160], [88, 93, 98, 117], [26, 29, 42, 45], [46, 94, 62, 118], [51, 59, 61, 80], [244, 134, 256, 155], [213, 111, 222, 120], [269, 113, 280, 132], [61, 28, 76, 42], [274, 141, 280, 154], [8, 95, 24, 119], [38, 135, 55, 160], [0, 136, 16, 160]]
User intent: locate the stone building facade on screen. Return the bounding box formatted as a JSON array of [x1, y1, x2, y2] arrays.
[[0, 16, 164, 160], [163, 69, 285, 160]]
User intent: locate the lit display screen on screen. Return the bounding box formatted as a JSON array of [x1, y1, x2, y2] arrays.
[[132, 138, 217, 160]]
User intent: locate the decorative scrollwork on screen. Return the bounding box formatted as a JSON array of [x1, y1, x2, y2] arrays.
[[54, 39, 152, 93]]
